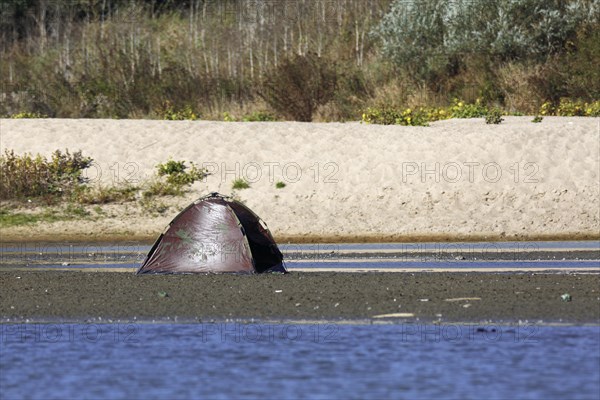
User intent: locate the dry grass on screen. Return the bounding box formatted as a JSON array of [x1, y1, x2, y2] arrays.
[[497, 63, 544, 114]]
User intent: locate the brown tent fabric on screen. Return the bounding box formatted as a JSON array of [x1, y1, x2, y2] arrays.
[[137, 193, 286, 274]]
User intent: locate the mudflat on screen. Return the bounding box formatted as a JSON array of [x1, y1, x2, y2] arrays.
[[1, 271, 598, 323]]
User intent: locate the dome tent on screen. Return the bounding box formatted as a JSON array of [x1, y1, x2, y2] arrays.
[[137, 193, 286, 274]]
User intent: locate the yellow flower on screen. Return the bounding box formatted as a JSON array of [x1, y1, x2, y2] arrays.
[[458, 102, 464, 107]]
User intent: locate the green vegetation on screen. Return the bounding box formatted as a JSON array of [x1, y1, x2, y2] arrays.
[[448, 100, 488, 119], [242, 112, 278, 122], [158, 101, 200, 121], [222, 112, 236, 122], [0, 150, 204, 203], [0, 149, 92, 200], [223, 111, 278, 122], [0, 208, 60, 227], [374, 0, 599, 113], [0, 207, 90, 227], [232, 179, 250, 190], [362, 98, 600, 126], [10, 112, 47, 119], [361, 107, 430, 126], [223, 111, 277, 122], [0, 1, 598, 121], [540, 99, 600, 117], [362, 99, 497, 125], [275, 181, 286, 189], [156, 160, 205, 187], [0, 150, 208, 227], [485, 109, 504, 125], [532, 116, 544, 123], [143, 160, 206, 198]]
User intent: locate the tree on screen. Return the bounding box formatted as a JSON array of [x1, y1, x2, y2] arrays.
[[259, 53, 337, 122], [374, 0, 600, 82]]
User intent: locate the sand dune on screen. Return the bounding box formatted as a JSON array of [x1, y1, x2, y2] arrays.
[[1, 117, 598, 242]]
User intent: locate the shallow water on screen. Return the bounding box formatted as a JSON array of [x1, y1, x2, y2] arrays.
[[1, 323, 599, 399], [1, 240, 599, 272]]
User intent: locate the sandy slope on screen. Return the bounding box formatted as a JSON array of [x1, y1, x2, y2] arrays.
[[0, 117, 598, 242]]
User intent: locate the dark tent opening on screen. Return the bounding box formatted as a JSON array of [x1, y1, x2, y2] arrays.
[[228, 201, 284, 273]]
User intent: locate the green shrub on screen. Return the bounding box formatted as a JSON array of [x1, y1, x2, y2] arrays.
[[143, 159, 206, 198], [539, 101, 554, 116], [375, 0, 598, 82], [156, 160, 206, 186], [232, 178, 250, 190], [586, 101, 600, 117], [223, 111, 278, 122], [362, 97, 600, 126], [362, 107, 430, 126], [539, 99, 600, 117], [242, 111, 277, 122], [362, 99, 491, 126], [449, 99, 488, 118], [222, 112, 236, 122], [556, 98, 586, 116], [555, 98, 600, 117], [10, 112, 47, 118], [275, 181, 286, 189], [361, 107, 402, 125], [158, 101, 199, 120], [0, 149, 92, 200], [485, 109, 504, 124]]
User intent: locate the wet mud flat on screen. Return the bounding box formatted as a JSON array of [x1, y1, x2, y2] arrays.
[[1, 271, 599, 323]]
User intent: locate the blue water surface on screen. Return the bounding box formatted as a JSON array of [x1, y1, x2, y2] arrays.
[[1, 323, 599, 400]]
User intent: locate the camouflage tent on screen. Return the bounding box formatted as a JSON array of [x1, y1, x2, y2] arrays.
[[137, 193, 285, 274]]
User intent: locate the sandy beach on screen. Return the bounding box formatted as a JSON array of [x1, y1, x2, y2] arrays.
[[1, 117, 599, 242]]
